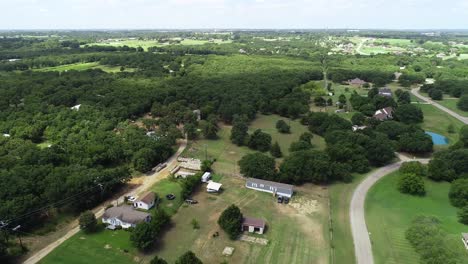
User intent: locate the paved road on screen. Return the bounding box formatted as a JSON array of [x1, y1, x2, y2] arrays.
[[411, 87, 468, 125], [351, 89, 467, 264], [350, 158, 430, 264], [23, 139, 187, 264]]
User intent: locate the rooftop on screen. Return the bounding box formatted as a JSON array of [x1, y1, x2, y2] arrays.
[[246, 178, 293, 190], [243, 217, 266, 228], [139, 192, 156, 204], [103, 206, 150, 224]]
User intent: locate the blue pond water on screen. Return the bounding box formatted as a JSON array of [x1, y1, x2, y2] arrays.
[[425, 131, 449, 145]]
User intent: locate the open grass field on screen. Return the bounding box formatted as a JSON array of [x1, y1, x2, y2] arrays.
[[437, 98, 468, 117], [328, 171, 373, 264], [418, 103, 465, 145], [365, 172, 468, 264], [40, 228, 139, 264], [34, 62, 135, 73], [146, 175, 330, 264], [84, 39, 232, 51], [182, 114, 325, 176], [150, 179, 183, 216]]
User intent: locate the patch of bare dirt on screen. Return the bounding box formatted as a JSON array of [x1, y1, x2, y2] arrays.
[[288, 197, 319, 215], [104, 244, 112, 249]]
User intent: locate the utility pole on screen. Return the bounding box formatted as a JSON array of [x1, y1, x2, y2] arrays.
[[12, 225, 23, 250]]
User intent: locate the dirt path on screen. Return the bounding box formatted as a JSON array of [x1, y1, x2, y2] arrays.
[[411, 87, 468, 125], [356, 39, 369, 55], [23, 139, 187, 264], [350, 158, 429, 264]]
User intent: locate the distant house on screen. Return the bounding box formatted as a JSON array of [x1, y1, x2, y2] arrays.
[[245, 178, 294, 198], [2, 133, 10, 137], [242, 217, 265, 235], [347, 78, 366, 87], [462, 233, 468, 249], [70, 104, 81, 111], [378, 88, 392, 97], [373, 107, 394, 121], [133, 192, 156, 210], [352, 125, 367, 132], [201, 172, 211, 183], [102, 206, 151, 229], [206, 181, 222, 193]]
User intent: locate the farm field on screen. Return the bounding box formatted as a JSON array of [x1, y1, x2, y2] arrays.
[[365, 172, 468, 264], [147, 175, 330, 264], [34, 62, 135, 73], [182, 114, 325, 176]]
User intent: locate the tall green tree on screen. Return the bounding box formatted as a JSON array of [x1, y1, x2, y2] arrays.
[[218, 205, 243, 240]]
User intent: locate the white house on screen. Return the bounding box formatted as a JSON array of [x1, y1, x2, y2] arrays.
[[70, 104, 81, 111], [207, 181, 222, 193], [201, 172, 211, 183], [245, 178, 294, 198], [133, 192, 156, 210], [102, 206, 151, 229]]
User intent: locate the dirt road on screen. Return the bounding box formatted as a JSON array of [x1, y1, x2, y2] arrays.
[[23, 139, 187, 264], [411, 87, 468, 125]]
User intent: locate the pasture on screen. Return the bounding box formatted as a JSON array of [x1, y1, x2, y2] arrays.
[[147, 175, 330, 264], [437, 98, 468, 117], [365, 172, 468, 264]]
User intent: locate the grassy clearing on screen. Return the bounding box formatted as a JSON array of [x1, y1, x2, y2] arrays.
[[84, 39, 232, 51], [366, 172, 468, 264], [437, 98, 468, 117], [183, 114, 325, 175], [328, 171, 372, 264], [145, 176, 330, 264], [150, 179, 183, 216], [40, 228, 138, 264], [418, 104, 464, 145], [34, 62, 135, 73]]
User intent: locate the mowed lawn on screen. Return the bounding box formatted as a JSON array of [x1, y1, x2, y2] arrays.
[[146, 176, 330, 264], [418, 104, 465, 145], [183, 114, 325, 176], [366, 172, 468, 264], [437, 98, 468, 117], [40, 228, 139, 264]]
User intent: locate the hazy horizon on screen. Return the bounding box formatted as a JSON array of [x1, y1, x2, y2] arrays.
[[1, 0, 467, 30]]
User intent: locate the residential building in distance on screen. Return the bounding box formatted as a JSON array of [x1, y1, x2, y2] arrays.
[[373, 107, 394, 121], [242, 217, 266, 234], [133, 192, 156, 210], [102, 206, 151, 229], [378, 87, 392, 97], [245, 178, 294, 198]]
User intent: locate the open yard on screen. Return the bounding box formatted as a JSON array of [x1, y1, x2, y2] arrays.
[[146, 175, 330, 264], [182, 114, 325, 176], [437, 98, 468, 117], [34, 62, 136, 73], [418, 103, 465, 145], [365, 172, 468, 264]]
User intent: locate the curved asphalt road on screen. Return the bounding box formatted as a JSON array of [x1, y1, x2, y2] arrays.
[[351, 88, 467, 264]]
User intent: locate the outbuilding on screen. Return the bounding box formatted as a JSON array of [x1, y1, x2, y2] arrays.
[[133, 192, 156, 210], [206, 181, 222, 193], [242, 217, 266, 234]]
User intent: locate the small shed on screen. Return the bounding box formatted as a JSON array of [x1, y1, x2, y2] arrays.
[[242, 217, 265, 234], [133, 192, 156, 210], [207, 181, 222, 193], [201, 172, 211, 183]]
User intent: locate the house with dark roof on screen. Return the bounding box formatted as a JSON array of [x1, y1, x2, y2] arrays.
[[242, 217, 266, 234], [133, 192, 156, 210], [378, 88, 393, 97], [373, 107, 394, 121], [347, 78, 366, 87], [245, 178, 294, 198], [102, 206, 151, 229]]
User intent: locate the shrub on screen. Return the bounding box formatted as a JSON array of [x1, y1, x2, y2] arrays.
[[150, 256, 168, 264], [175, 251, 203, 264], [270, 141, 283, 158], [218, 204, 243, 240], [458, 206, 468, 225], [276, 120, 291, 133], [449, 179, 468, 208], [457, 94, 468, 111], [399, 161, 426, 177], [397, 173, 425, 196]]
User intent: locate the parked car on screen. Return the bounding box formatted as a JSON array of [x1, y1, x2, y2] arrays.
[[185, 199, 198, 204], [277, 196, 283, 203], [166, 194, 176, 200], [283, 197, 290, 204], [126, 196, 137, 203]]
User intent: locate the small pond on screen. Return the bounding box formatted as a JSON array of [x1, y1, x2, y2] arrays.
[[425, 131, 449, 145]]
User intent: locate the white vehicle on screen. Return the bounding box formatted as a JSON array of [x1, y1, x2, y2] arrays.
[[127, 196, 137, 202]]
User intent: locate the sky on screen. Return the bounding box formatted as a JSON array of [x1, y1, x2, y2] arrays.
[[1, 0, 467, 30]]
